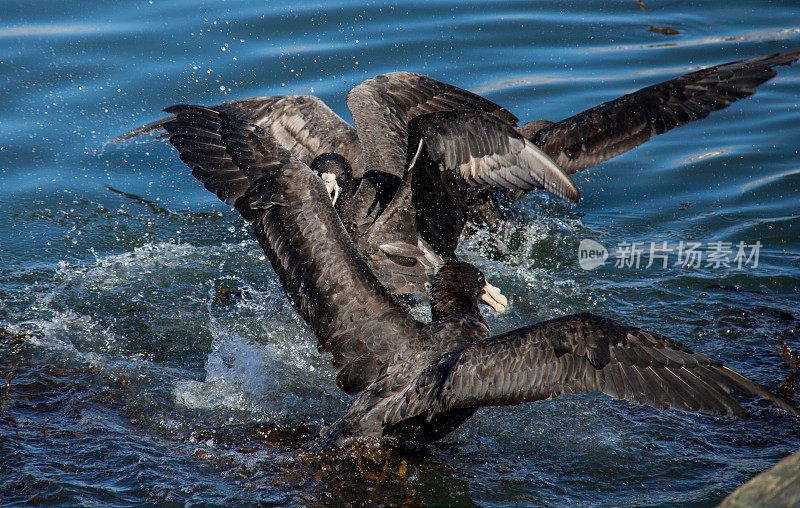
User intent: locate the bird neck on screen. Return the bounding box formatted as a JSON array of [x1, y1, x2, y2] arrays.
[[431, 296, 486, 325], [334, 180, 358, 236]]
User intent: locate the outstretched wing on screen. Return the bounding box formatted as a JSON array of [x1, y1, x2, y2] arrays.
[[347, 72, 518, 178], [409, 111, 579, 202], [386, 313, 798, 425], [352, 110, 577, 295], [520, 49, 800, 174], [114, 95, 365, 176], [405, 110, 578, 258], [161, 104, 419, 394]]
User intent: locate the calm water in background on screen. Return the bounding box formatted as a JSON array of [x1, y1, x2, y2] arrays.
[[1, 0, 799, 505]]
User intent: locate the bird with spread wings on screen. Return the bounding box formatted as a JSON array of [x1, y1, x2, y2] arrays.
[[115, 50, 800, 297], [146, 102, 797, 445]]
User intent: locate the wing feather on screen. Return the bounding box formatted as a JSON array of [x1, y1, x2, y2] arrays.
[[161, 104, 418, 394], [398, 110, 577, 259], [387, 313, 798, 425], [409, 111, 580, 203], [115, 95, 365, 176], [347, 71, 518, 178], [521, 50, 800, 174]]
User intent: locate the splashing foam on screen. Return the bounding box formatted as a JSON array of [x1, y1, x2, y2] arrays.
[[173, 323, 283, 415], [5, 242, 331, 408]]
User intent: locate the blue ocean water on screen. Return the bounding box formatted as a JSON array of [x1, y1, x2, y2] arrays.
[[1, 1, 799, 505]]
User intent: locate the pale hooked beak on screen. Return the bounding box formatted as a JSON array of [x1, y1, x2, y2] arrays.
[[480, 281, 508, 313], [320, 172, 340, 206]]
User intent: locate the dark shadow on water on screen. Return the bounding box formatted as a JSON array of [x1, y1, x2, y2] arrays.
[[106, 185, 223, 222], [107, 185, 181, 218]]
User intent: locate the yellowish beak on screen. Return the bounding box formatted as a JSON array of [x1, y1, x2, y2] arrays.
[[320, 172, 340, 206], [480, 281, 508, 313]]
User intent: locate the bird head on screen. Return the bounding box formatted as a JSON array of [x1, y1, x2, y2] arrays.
[[430, 261, 507, 320], [310, 153, 352, 207]]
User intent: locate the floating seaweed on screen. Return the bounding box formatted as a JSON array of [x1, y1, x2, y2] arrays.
[[648, 25, 681, 36], [775, 339, 800, 401]]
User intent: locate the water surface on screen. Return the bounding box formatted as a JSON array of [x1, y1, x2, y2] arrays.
[[1, 1, 799, 505]]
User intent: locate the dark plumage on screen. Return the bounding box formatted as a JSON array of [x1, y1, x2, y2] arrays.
[[517, 50, 800, 174], [118, 92, 574, 296], [303, 109, 578, 295], [309, 152, 442, 295], [158, 104, 798, 445], [114, 49, 800, 296]]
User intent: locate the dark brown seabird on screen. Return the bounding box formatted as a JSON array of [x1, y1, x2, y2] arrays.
[[156, 104, 798, 445], [115, 50, 800, 297]]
